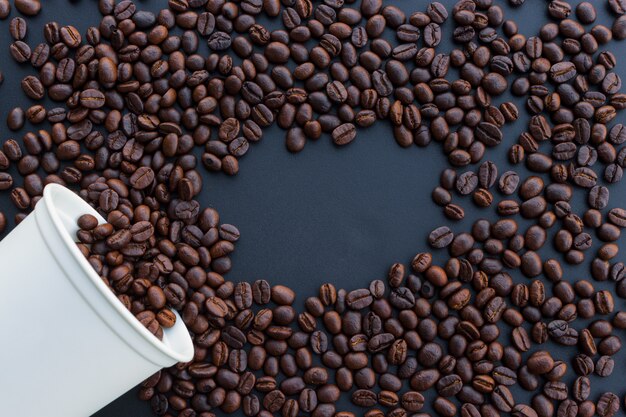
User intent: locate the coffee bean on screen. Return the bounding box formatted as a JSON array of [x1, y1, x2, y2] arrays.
[[21, 76, 44, 100], [253, 280, 271, 304], [423, 23, 441, 47], [456, 171, 478, 195], [614, 16, 626, 40], [346, 289, 373, 310], [429, 226, 454, 248], [443, 203, 464, 220], [572, 167, 598, 188], [15, 0, 41, 16], [0, 0, 10, 19], [478, 161, 498, 188], [436, 374, 462, 396], [572, 354, 594, 377], [10, 41, 31, 63], [492, 385, 515, 412], [499, 171, 520, 195], [272, 285, 295, 305], [473, 188, 493, 207], [352, 389, 377, 407], [9, 17, 27, 41], [6, 107, 25, 131], [401, 391, 424, 412], [130, 167, 155, 190], [475, 123, 503, 147], [596, 392, 620, 417], [60, 25, 81, 48], [550, 62, 577, 83], [332, 123, 357, 146], [576, 2, 596, 23], [588, 186, 610, 209], [596, 356, 615, 377]]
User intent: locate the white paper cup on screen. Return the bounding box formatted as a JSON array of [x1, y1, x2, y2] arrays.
[[0, 184, 194, 416]]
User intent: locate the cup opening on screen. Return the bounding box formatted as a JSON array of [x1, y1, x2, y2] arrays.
[[42, 184, 194, 364]]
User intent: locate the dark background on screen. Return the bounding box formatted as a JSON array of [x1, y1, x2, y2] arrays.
[[0, 0, 625, 416]]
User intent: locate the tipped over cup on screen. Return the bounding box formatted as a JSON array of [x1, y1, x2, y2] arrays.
[[0, 184, 194, 417]]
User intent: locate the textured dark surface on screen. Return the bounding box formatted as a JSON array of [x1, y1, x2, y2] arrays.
[[0, 0, 625, 416]]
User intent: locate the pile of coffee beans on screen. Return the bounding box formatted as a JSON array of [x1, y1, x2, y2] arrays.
[[76, 213, 177, 340], [1, 0, 626, 417], [132, 246, 626, 417], [75, 208, 240, 341]]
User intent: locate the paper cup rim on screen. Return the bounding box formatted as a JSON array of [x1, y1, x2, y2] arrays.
[[42, 184, 194, 364]]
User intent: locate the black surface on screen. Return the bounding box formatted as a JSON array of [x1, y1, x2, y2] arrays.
[[0, 1, 625, 416]]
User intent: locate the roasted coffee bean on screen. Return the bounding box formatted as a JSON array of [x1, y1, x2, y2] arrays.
[[499, 171, 520, 195], [15, 0, 41, 16], [596, 392, 620, 417], [9, 17, 27, 40], [436, 374, 462, 397], [596, 356, 615, 377], [21, 76, 44, 100], [456, 172, 478, 195], [346, 289, 373, 310], [478, 161, 498, 189], [332, 123, 357, 146], [10, 41, 31, 63], [60, 25, 81, 48], [0, 0, 10, 19], [429, 226, 454, 249], [352, 389, 376, 407]]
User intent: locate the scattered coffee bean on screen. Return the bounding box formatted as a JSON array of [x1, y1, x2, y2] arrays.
[[0, 2, 624, 417], [14, 0, 40, 16]]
